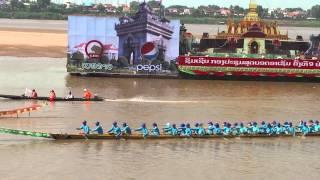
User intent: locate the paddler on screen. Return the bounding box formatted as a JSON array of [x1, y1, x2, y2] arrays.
[[239, 123, 248, 134], [77, 120, 90, 135], [65, 91, 74, 99], [314, 121, 320, 132], [108, 122, 121, 137], [213, 123, 222, 135], [166, 124, 179, 136], [135, 123, 149, 137], [92, 122, 104, 134], [192, 123, 200, 135], [184, 123, 192, 137], [49, 90, 56, 101], [31, 89, 38, 98], [83, 89, 92, 100], [178, 123, 186, 135], [223, 123, 231, 135], [151, 123, 160, 136], [121, 123, 132, 135], [197, 123, 206, 136], [252, 122, 260, 134], [260, 121, 267, 133], [207, 122, 215, 135]]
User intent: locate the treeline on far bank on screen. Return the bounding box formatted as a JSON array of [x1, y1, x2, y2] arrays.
[[1, 2, 320, 27]]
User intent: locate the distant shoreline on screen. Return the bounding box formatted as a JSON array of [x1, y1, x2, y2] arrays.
[[0, 19, 319, 58], [0, 16, 319, 28]]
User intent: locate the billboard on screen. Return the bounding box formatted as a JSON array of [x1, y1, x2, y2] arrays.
[[67, 15, 180, 75]]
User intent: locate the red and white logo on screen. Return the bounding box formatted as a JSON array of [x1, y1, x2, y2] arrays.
[[85, 40, 104, 59]]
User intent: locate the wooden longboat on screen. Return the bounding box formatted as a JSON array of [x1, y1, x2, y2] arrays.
[[0, 94, 104, 102], [49, 132, 318, 140], [1, 127, 319, 140]]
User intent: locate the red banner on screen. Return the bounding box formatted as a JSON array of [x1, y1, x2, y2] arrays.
[[178, 56, 320, 70]]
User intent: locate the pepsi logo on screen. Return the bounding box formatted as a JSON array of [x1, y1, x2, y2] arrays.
[[141, 42, 159, 61]]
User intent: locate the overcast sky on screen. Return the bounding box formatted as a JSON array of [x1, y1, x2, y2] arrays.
[[162, 0, 319, 9]]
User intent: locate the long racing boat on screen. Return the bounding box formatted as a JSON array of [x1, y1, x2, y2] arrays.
[[0, 94, 104, 102], [0, 127, 319, 140]]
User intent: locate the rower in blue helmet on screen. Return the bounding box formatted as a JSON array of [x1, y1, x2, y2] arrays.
[[178, 123, 186, 135], [108, 121, 121, 137], [239, 123, 248, 134], [184, 123, 192, 137], [77, 120, 90, 135], [121, 122, 132, 135], [151, 123, 160, 136], [92, 121, 104, 134], [207, 122, 215, 135], [197, 123, 206, 136], [192, 123, 200, 135], [213, 123, 222, 135], [135, 123, 149, 137]]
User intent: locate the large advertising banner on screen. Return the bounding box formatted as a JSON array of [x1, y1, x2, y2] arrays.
[[67, 15, 180, 75], [178, 56, 320, 77]]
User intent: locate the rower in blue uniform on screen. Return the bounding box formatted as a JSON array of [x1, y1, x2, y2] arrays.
[[121, 123, 132, 135], [239, 123, 248, 134], [179, 123, 186, 135], [308, 120, 315, 132], [285, 122, 295, 135], [315, 121, 320, 132], [151, 123, 160, 136], [135, 123, 149, 137], [232, 123, 240, 135], [192, 123, 200, 135], [266, 123, 272, 134], [108, 122, 121, 137], [252, 122, 260, 134], [197, 123, 206, 136], [224, 123, 232, 135], [260, 121, 267, 133], [214, 123, 222, 135], [167, 124, 179, 136], [92, 122, 103, 134], [207, 122, 215, 135], [247, 122, 253, 134], [77, 120, 90, 135], [184, 123, 193, 137], [301, 122, 309, 135]]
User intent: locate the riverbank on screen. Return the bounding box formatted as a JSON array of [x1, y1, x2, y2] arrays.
[[0, 28, 66, 58], [0, 19, 320, 58]]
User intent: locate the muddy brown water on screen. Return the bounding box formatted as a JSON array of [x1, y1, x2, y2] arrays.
[[1, 57, 320, 179]]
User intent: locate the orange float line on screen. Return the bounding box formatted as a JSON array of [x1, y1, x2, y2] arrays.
[[0, 105, 42, 117]]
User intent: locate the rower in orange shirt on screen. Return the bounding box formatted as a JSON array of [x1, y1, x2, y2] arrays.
[[83, 89, 92, 100], [49, 90, 56, 101]]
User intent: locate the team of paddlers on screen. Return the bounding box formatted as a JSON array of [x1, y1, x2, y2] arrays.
[[77, 120, 320, 137], [23, 89, 93, 101]]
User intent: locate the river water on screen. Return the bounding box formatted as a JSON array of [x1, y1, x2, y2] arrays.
[[1, 57, 320, 179]]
